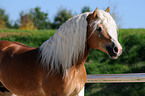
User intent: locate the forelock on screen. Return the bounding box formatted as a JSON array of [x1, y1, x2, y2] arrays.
[[97, 10, 118, 41]]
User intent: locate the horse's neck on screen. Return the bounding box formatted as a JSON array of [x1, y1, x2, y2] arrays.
[[75, 44, 91, 68]]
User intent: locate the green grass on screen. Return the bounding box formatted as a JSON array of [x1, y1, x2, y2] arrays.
[[0, 28, 145, 96], [0, 29, 56, 47]]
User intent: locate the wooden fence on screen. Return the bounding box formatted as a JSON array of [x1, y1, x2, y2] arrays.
[[78, 73, 145, 96]]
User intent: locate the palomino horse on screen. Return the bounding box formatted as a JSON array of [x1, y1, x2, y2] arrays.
[[0, 7, 122, 96]]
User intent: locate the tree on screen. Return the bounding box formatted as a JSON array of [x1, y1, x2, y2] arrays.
[[30, 7, 51, 29], [13, 21, 20, 29], [0, 8, 11, 29], [19, 14, 36, 30], [0, 15, 6, 28], [81, 6, 91, 13], [18, 7, 51, 30], [52, 8, 73, 29]]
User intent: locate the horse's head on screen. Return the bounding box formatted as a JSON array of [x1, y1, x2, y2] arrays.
[[87, 7, 122, 59]]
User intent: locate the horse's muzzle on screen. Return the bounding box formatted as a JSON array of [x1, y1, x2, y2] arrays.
[[106, 43, 122, 59]]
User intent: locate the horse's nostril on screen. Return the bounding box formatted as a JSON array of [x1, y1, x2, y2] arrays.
[[113, 46, 118, 53]]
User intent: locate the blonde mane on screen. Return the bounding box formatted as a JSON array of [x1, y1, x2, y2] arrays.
[[39, 12, 90, 75], [39, 10, 118, 76]]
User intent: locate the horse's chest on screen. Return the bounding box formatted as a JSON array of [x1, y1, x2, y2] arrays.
[[43, 66, 87, 96], [64, 69, 87, 95]]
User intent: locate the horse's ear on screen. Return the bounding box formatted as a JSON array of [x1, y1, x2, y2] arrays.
[[105, 7, 110, 13], [93, 8, 98, 18]]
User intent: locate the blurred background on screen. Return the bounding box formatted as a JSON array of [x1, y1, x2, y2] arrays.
[[0, 0, 145, 96], [0, 0, 145, 29]]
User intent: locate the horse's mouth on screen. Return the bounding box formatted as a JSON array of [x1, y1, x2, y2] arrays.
[[105, 44, 120, 59]]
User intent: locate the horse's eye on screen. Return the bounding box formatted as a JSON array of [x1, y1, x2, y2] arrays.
[[97, 27, 102, 32]]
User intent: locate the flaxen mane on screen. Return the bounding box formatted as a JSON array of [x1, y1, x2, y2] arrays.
[[39, 12, 90, 75]]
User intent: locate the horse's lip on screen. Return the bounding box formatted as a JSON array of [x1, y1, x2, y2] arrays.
[[107, 52, 118, 59], [108, 51, 117, 57], [110, 55, 118, 59]]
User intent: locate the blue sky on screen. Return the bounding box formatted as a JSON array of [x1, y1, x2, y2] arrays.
[[0, 0, 145, 28]]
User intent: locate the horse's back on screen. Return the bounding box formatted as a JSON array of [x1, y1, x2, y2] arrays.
[[0, 40, 35, 54]]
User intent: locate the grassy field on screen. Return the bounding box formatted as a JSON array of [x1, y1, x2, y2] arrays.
[[0, 29, 145, 96], [0, 29, 56, 47]]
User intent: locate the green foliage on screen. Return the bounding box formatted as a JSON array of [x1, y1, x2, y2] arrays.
[[81, 6, 91, 13], [52, 8, 73, 29], [30, 7, 51, 29], [0, 29, 56, 47], [85, 83, 145, 96], [19, 14, 37, 30], [0, 8, 11, 28], [18, 7, 51, 30]]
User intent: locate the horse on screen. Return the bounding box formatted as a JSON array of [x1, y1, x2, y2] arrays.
[[0, 7, 122, 96]]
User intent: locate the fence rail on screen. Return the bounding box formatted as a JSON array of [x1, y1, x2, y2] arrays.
[[87, 73, 145, 83], [78, 73, 145, 96]]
